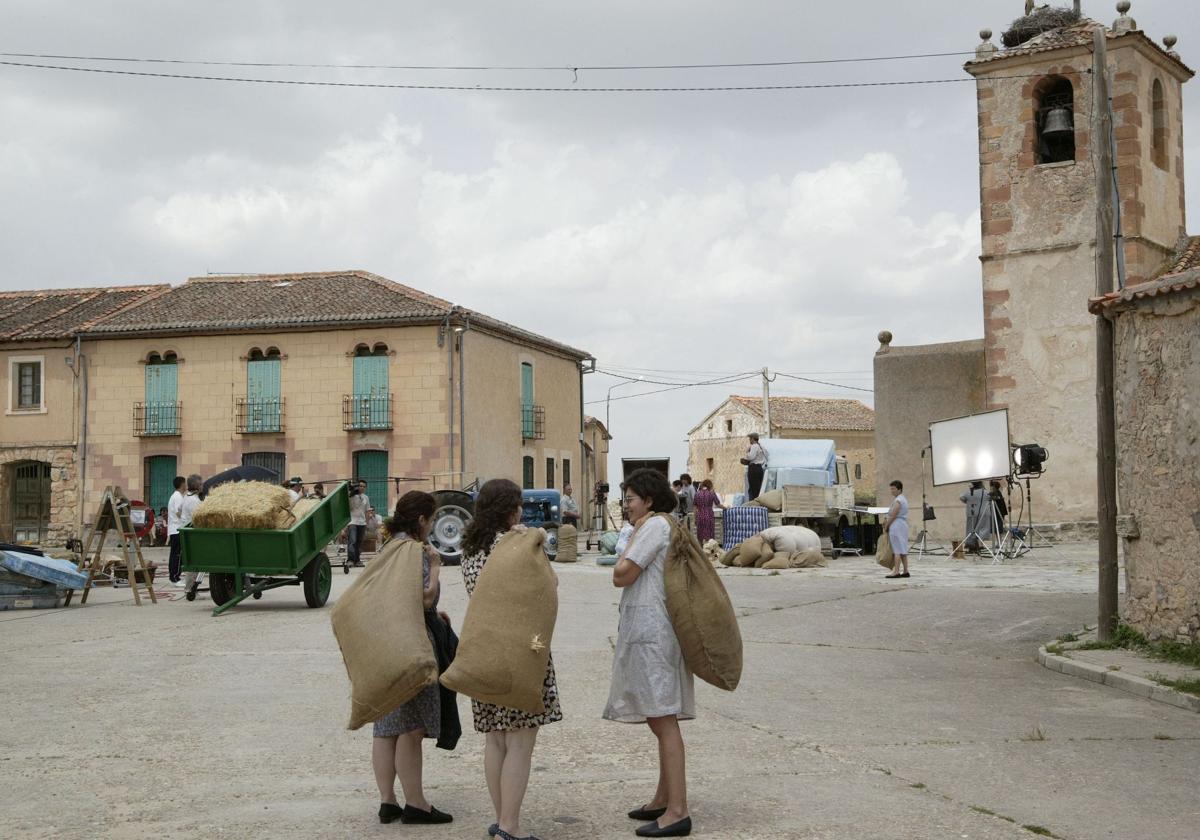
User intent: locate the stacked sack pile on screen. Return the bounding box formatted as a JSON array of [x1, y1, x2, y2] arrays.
[[720, 525, 826, 570], [554, 524, 578, 563]]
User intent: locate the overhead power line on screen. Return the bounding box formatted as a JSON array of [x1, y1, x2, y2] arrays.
[[0, 59, 1060, 93], [776, 372, 873, 393], [584, 372, 758, 405], [0, 48, 977, 73]]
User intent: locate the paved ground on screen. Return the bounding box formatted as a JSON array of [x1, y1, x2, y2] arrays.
[[2, 544, 1197, 840]]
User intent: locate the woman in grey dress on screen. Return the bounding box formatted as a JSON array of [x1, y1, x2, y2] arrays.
[[604, 468, 694, 838], [884, 480, 910, 578], [371, 491, 454, 827]]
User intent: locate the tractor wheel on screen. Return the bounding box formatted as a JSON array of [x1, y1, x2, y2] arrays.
[[303, 552, 332, 608]]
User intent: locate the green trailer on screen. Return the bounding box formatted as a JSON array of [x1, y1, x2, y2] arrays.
[[180, 481, 351, 616]]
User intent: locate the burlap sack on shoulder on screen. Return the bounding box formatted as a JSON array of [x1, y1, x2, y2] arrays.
[[554, 524, 578, 563], [330, 539, 438, 730], [440, 528, 558, 715], [661, 514, 743, 692], [876, 531, 895, 569]]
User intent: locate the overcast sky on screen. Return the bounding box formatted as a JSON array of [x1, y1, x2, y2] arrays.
[[4, 1, 1197, 482]]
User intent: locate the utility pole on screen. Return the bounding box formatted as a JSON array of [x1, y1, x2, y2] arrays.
[[1093, 27, 1120, 641], [761, 368, 772, 437]]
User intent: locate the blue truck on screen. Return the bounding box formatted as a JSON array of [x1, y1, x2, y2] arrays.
[[428, 488, 563, 564]]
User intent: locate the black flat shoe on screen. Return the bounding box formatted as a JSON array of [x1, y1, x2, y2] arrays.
[[629, 805, 668, 821], [885, 574, 902, 579], [400, 804, 453, 824], [900, 572, 911, 578], [636, 816, 692, 837], [379, 803, 404, 824]]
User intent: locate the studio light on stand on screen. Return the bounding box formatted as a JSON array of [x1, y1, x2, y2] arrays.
[[928, 409, 1011, 564], [1005, 443, 1051, 555]]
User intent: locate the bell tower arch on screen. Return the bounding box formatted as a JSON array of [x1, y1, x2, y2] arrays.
[[964, 3, 1192, 526]]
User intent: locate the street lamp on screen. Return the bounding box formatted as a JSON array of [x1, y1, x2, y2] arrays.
[[606, 376, 643, 435]]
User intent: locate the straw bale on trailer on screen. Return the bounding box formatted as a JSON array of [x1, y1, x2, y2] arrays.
[[192, 482, 294, 530]]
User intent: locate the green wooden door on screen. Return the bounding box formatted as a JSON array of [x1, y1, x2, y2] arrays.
[[352, 355, 389, 429], [145, 455, 177, 512], [11, 461, 50, 543], [354, 451, 389, 514], [521, 363, 534, 438], [522, 455, 534, 490], [247, 358, 282, 432], [144, 361, 178, 434]]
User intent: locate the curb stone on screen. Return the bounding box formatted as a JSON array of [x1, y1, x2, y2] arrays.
[[1038, 645, 1200, 713]]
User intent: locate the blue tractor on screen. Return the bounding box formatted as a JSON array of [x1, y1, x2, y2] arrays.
[[428, 488, 562, 564]]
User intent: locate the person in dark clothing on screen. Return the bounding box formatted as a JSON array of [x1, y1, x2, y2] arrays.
[[166, 476, 186, 584], [989, 480, 1009, 534], [742, 433, 768, 501]]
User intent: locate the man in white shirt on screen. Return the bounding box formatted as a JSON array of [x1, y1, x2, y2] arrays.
[[287, 477, 304, 504], [179, 474, 204, 590], [166, 476, 186, 584], [347, 480, 370, 568], [560, 483, 580, 527], [742, 433, 769, 501]]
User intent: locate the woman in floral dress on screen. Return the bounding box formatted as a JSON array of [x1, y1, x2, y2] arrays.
[[692, 479, 725, 544], [460, 479, 562, 840], [370, 491, 455, 827]]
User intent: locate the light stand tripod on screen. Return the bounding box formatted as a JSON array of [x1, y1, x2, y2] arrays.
[[914, 446, 948, 560], [585, 485, 615, 550], [961, 484, 1002, 563]]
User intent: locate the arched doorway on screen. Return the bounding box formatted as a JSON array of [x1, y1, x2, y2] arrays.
[[8, 460, 50, 543]]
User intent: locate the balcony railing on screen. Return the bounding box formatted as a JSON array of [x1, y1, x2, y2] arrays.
[[134, 401, 182, 437], [236, 397, 284, 434], [521, 404, 545, 440], [343, 394, 393, 431]]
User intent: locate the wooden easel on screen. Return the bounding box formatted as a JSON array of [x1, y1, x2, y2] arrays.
[[65, 487, 157, 606]]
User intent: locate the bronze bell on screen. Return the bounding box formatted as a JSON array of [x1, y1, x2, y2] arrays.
[[1042, 106, 1074, 137]]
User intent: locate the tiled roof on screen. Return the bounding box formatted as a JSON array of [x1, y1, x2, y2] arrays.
[[81, 270, 590, 359], [967, 21, 1194, 77], [731, 396, 875, 432], [0, 286, 165, 342], [1089, 236, 1200, 313]]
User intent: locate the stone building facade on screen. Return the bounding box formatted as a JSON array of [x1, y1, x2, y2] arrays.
[[687, 396, 875, 503], [1090, 251, 1200, 644], [874, 7, 1193, 536], [0, 285, 161, 545]]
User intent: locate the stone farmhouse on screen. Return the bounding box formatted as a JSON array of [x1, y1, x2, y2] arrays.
[[0, 271, 593, 545], [687, 396, 875, 503]]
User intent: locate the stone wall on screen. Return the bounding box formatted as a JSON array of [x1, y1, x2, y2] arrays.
[[1112, 283, 1200, 644], [873, 336, 987, 542]]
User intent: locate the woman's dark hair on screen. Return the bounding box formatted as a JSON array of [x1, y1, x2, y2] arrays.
[[624, 468, 677, 514], [391, 491, 436, 539], [890, 480, 903, 492], [462, 478, 523, 558], [173, 476, 186, 490], [700, 479, 713, 491]]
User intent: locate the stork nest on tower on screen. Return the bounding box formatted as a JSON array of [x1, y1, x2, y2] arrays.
[[1002, 6, 1083, 48]]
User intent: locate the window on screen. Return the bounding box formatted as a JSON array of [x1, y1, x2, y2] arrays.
[[854, 463, 862, 480], [563, 459, 571, 487], [1034, 76, 1075, 165], [243, 452, 286, 483], [546, 457, 555, 489], [1152, 79, 1168, 170], [349, 343, 391, 430], [245, 347, 282, 432], [143, 352, 179, 435], [354, 450, 389, 513], [14, 360, 42, 409], [521, 362, 535, 438], [725, 419, 733, 433], [706, 457, 714, 475], [522, 456, 535, 490]]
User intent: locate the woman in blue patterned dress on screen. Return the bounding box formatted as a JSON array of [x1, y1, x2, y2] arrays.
[[371, 491, 455, 826]]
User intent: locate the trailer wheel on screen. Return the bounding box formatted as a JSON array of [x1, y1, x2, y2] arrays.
[[303, 552, 332, 608], [209, 573, 237, 606]]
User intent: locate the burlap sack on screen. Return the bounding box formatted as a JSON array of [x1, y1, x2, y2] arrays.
[[701, 539, 723, 564], [733, 535, 767, 567], [441, 528, 558, 715], [760, 525, 821, 555], [752, 543, 776, 568], [761, 553, 791, 570], [719, 546, 741, 567], [876, 532, 895, 569], [660, 515, 743, 691], [554, 524, 578, 563], [330, 539, 438, 730], [747, 488, 784, 512], [789, 548, 827, 568]]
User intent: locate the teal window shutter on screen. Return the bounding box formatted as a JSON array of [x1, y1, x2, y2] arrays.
[[145, 360, 178, 435], [521, 363, 534, 438], [247, 358, 282, 432], [354, 451, 389, 513], [352, 355, 390, 429]]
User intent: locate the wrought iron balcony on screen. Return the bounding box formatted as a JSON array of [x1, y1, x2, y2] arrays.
[[343, 394, 393, 431], [521, 404, 545, 441], [236, 397, 284, 434], [133, 402, 182, 437]]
